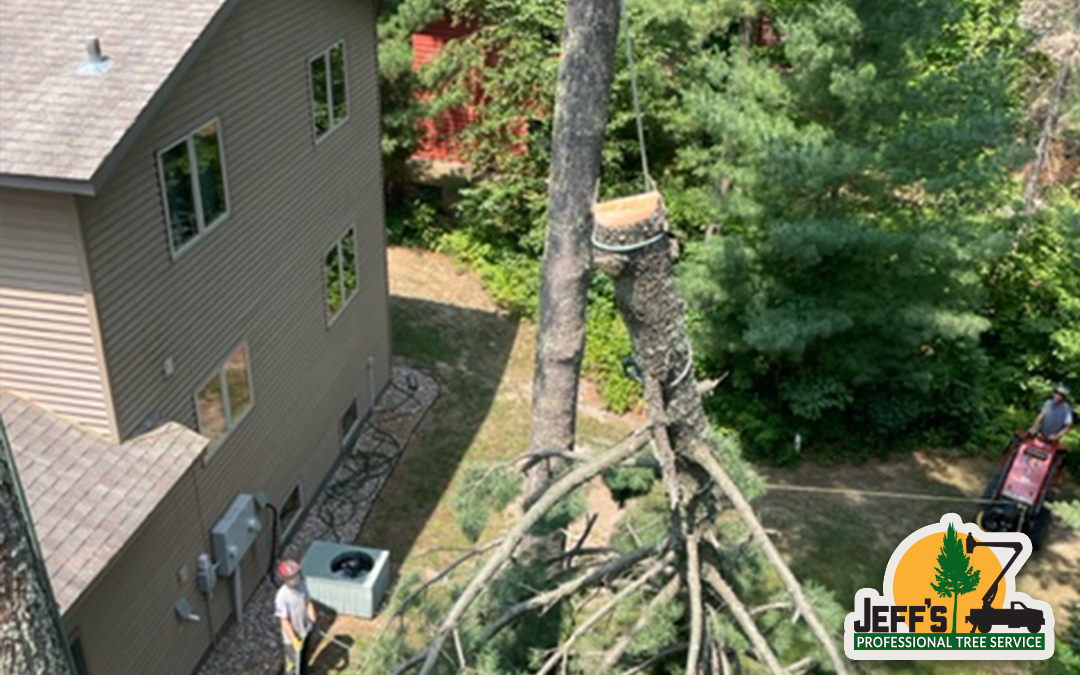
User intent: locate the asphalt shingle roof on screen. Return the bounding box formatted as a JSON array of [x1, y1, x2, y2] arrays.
[[1, 390, 207, 612], [0, 0, 230, 183]]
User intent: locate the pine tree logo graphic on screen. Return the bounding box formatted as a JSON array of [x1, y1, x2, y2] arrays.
[[930, 522, 982, 634]]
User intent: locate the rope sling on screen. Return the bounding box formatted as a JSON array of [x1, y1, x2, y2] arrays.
[[591, 1, 695, 389], [590, 0, 665, 248]]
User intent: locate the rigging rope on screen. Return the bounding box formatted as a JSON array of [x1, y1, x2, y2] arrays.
[[621, 0, 653, 192], [766, 483, 1011, 506]]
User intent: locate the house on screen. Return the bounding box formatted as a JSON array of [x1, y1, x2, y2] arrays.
[[0, 0, 390, 673]]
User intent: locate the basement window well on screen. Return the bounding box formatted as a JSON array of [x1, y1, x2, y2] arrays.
[[341, 399, 360, 450], [280, 484, 303, 538]]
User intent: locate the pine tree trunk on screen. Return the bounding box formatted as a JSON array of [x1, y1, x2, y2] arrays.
[[526, 0, 621, 502], [593, 197, 848, 675], [1022, 60, 1071, 215], [593, 201, 710, 498], [0, 421, 73, 675], [952, 593, 959, 634]]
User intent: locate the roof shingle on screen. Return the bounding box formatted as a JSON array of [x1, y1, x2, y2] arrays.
[[1, 390, 207, 612], [0, 0, 230, 183]]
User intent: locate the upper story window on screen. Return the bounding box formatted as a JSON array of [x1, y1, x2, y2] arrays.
[[309, 41, 348, 141], [196, 343, 253, 447], [158, 119, 229, 257], [324, 227, 358, 322]]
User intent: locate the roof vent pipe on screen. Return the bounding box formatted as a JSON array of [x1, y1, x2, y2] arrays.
[[87, 38, 104, 62], [78, 37, 111, 75]]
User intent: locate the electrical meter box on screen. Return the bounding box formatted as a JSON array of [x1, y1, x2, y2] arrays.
[[211, 494, 261, 576]]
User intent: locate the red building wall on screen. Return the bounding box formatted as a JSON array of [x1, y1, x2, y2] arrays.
[[411, 16, 479, 163]]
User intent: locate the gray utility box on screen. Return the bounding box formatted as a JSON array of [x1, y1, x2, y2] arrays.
[[212, 494, 261, 576], [301, 541, 390, 619]]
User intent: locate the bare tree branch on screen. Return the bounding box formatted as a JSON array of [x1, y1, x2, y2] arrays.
[[752, 602, 793, 616], [535, 553, 675, 675], [564, 512, 599, 568], [1022, 60, 1073, 216], [685, 532, 705, 675], [413, 427, 653, 675], [701, 564, 785, 675], [477, 544, 662, 645], [692, 443, 848, 675], [617, 643, 688, 675], [600, 575, 682, 668]]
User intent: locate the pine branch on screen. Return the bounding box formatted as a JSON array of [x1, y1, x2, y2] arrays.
[[692, 442, 848, 675], [701, 563, 786, 675], [409, 426, 653, 675], [534, 553, 675, 675], [600, 575, 682, 668], [359, 536, 506, 674], [476, 543, 662, 645]]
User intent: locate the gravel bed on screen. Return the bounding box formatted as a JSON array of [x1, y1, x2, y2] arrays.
[[196, 365, 439, 675]]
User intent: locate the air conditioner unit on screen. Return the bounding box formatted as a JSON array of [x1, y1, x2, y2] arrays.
[[301, 541, 390, 619]]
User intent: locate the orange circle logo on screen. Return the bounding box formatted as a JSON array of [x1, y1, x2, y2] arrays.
[[892, 531, 1004, 633]]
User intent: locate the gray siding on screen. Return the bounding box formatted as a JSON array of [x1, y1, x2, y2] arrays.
[[63, 468, 213, 675], [0, 188, 118, 440], [69, 0, 390, 672]]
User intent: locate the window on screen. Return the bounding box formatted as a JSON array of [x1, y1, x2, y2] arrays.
[[324, 227, 358, 322], [196, 344, 253, 446], [279, 485, 303, 538], [341, 399, 359, 449], [309, 41, 348, 140], [158, 119, 229, 256]]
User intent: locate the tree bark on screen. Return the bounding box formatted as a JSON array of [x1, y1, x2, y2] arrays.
[[1022, 60, 1072, 215], [526, 0, 621, 504], [0, 420, 74, 675], [592, 196, 849, 675]]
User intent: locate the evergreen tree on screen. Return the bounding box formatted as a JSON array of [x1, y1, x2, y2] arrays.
[[930, 523, 982, 635], [0, 419, 74, 675]]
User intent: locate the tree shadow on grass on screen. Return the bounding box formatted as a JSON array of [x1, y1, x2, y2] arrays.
[[357, 294, 520, 584]]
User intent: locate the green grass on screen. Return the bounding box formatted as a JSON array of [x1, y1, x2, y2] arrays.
[[313, 272, 1073, 675]]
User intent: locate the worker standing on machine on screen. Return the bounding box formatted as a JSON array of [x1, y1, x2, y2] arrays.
[[275, 559, 317, 675], [1029, 384, 1073, 444]]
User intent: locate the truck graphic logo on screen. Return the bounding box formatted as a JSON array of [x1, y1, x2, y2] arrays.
[[844, 513, 1055, 660]]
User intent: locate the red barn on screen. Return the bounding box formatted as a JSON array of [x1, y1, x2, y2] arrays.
[[411, 15, 479, 163]]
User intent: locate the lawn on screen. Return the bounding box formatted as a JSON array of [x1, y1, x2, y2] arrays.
[[311, 247, 1077, 675], [309, 249, 637, 672]]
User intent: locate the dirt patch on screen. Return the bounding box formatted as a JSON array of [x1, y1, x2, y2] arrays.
[[388, 247, 500, 313]]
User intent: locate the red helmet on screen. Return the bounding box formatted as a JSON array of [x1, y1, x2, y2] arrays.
[[277, 559, 301, 581]]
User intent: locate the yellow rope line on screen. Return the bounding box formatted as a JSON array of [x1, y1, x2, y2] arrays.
[[765, 483, 995, 504]]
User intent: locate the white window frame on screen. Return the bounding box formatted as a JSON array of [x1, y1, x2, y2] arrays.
[[195, 342, 254, 459], [308, 40, 350, 144], [157, 117, 231, 259], [323, 226, 359, 325]]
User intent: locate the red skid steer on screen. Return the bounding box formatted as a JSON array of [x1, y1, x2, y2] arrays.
[[976, 433, 1069, 550]]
